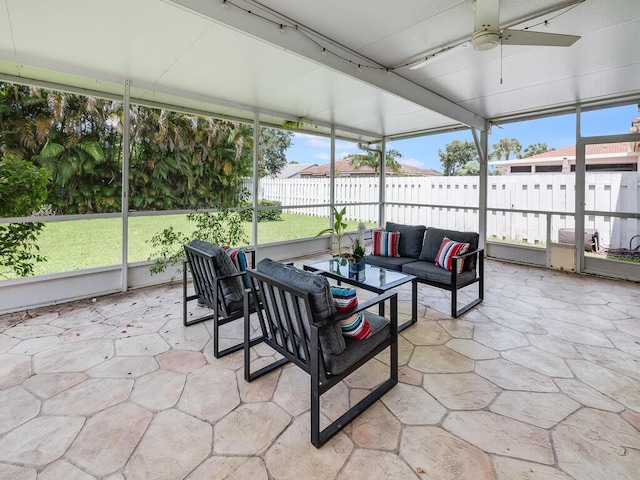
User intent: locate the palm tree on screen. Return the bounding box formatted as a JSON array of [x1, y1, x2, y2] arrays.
[[491, 138, 522, 161], [350, 142, 402, 175]]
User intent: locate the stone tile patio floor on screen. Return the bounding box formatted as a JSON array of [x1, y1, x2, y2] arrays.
[[1, 257, 640, 479]]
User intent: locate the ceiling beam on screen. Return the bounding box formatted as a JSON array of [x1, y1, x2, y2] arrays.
[[166, 0, 486, 131]]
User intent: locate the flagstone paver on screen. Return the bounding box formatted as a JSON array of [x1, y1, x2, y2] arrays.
[[400, 426, 493, 480], [177, 364, 240, 423], [130, 368, 186, 410], [67, 403, 152, 477], [0, 353, 32, 388], [443, 411, 554, 464], [0, 386, 40, 434], [554, 409, 640, 480], [0, 415, 85, 465], [422, 372, 501, 410], [43, 378, 134, 416], [351, 400, 402, 450], [214, 403, 290, 455], [124, 409, 212, 480], [22, 372, 87, 398], [489, 391, 580, 428], [337, 449, 419, 480], [1, 257, 639, 480]]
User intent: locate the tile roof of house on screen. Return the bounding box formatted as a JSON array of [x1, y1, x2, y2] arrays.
[[300, 156, 441, 176], [525, 142, 634, 160], [274, 163, 317, 178]]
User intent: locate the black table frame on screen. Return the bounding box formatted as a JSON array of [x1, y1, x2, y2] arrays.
[[303, 260, 417, 332]]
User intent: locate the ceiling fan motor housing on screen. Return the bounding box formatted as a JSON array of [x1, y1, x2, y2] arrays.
[[472, 30, 500, 51]]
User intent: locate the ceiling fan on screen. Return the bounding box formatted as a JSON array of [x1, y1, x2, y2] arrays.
[[410, 0, 581, 69]]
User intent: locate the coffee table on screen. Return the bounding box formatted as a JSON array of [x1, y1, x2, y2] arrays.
[[303, 259, 417, 332]]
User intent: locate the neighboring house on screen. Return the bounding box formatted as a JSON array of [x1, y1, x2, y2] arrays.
[[274, 163, 317, 178], [300, 156, 441, 177], [491, 118, 640, 175], [491, 142, 640, 174]]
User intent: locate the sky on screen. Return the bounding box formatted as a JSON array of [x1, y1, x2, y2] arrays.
[[284, 103, 639, 173]]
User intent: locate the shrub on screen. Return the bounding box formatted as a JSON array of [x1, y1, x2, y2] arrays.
[[239, 200, 282, 222]]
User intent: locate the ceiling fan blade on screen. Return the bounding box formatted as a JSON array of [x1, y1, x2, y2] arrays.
[[501, 29, 580, 47], [474, 0, 500, 34]]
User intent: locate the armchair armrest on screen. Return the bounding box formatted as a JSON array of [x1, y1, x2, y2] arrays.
[[453, 246, 484, 261]]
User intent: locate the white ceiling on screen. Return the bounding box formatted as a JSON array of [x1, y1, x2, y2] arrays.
[[0, 0, 638, 141]]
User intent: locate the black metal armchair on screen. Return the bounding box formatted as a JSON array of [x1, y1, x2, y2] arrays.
[[183, 239, 260, 358], [244, 259, 398, 448]]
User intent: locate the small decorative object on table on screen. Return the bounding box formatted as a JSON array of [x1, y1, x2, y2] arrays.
[[346, 238, 366, 275]]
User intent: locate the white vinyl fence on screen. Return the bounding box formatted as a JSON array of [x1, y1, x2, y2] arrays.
[[246, 173, 640, 249]]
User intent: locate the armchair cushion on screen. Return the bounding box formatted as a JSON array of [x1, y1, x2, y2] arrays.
[[188, 239, 244, 306], [257, 259, 346, 356], [386, 222, 426, 258], [324, 312, 390, 375]]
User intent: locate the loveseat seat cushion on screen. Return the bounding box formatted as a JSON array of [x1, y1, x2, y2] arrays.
[[256, 259, 346, 356], [418, 227, 479, 271], [402, 261, 477, 287], [324, 311, 390, 376], [386, 222, 426, 258], [363, 254, 417, 271]]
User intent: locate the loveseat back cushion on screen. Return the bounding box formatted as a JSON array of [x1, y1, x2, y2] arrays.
[[418, 227, 479, 271], [186, 240, 244, 308], [386, 222, 426, 258], [256, 259, 346, 356]]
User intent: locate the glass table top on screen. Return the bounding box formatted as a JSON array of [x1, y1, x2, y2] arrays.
[[304, 258, 415, 292]]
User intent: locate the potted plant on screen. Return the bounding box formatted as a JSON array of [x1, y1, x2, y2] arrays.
[[345, 238, 366, 274], [315, 207, 348, 256]]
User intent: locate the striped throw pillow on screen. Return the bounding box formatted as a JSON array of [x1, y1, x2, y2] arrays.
[[372, 231, 400, 257], [222, 247, 250, 288], [435, 237, 469, 273], [340, 312, 371, 340], [331, 286, 358, 312]]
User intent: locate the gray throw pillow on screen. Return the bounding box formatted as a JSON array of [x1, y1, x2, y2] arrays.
[[386, 222, 427, 258]]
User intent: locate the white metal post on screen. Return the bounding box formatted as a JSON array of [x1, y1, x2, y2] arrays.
[[252, 115, 259, 248], [379, 140, 386, 227], [575, 106, 585, 272], [472, 125, 488, 248], [330, 125, 336, 230], [121, 79, 131, 292]]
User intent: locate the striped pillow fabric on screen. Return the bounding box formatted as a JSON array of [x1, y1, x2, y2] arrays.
[[435, 237, 470, 273], [372, 230, 400, 257], [222, 246, 250, 288], [340, 312, 371, 340], [331, 286, 358, 312]]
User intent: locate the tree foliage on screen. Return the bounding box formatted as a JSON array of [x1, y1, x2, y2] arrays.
[[0, 82, 294, 215], [438, 140, 478, 176], [0, 158, 51, 277], [350, 143, 402, 175], [258, 128, 293, 177], [456, 160, 480, 176], [148, 210, 248, 275], [490, 138, 522, 161], [523, 143, 554, 157]]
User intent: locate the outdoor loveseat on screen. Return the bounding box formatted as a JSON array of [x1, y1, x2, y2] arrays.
[[364, 222, 484, 317]]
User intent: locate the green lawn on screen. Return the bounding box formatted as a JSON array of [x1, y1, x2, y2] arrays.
[[2, 213, 369, 278]]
